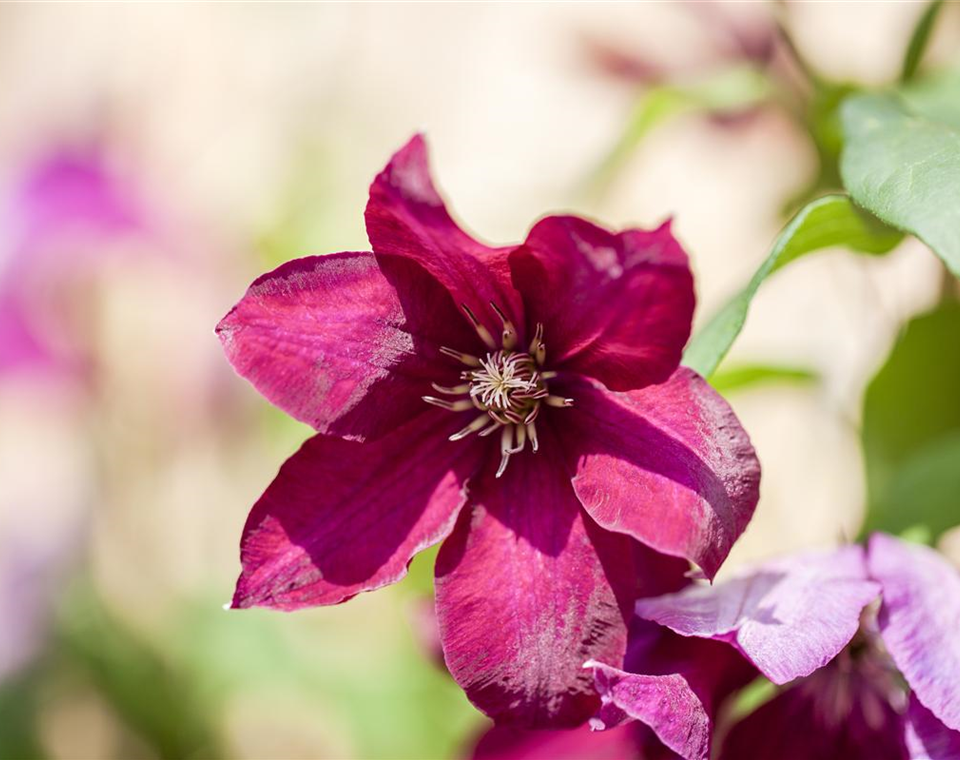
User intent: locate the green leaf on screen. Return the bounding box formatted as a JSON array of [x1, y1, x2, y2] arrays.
[[683, 195, 901, 378], [901, 66, 960, 130], [708, 364, 819, 395], [865, 432, 960, 542], [861, 303, 960, 541], [840, 92, 960, 276], [901, 0, 945, 83], [0, 672, 47, 760]]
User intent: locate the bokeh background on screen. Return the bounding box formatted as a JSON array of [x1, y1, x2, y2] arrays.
[[2, 3, 959, 759]]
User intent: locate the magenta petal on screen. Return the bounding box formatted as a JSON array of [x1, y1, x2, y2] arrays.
[[217, 251, 472, 442], [635, 546, 880, 684], [565, 369, 760, 579], [868, 533, 960, 732], [365, 135, 524, 333], [435, 438, 637, 728], [509, 216, 693, 391], [471, 723, 643, 760], [588, 621, 754, 760], [905, 694, 960, 760], [233, 410, 482, 609]]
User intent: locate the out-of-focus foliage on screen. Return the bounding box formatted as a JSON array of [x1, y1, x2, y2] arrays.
[[0, 674, 46, 760], [901, 0, 945, 83], [841, 91, 960, 277], [861, 304, 960, 542], [170, 591, 480, 760], [708, 364, 819, 395], [591, 65, 772, 192], [57, 588, 224, 760], [901, 67, 960, 130], [684, 194, 901, 378]]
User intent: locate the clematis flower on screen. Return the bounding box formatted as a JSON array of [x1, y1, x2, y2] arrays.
[[587, 534, 960, 759], [216, 135, 760, 727]]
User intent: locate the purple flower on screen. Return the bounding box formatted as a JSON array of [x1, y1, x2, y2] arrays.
[[0, 143, 151, 376], [216, 135, 760, 727], [586, 534, 960, 759]]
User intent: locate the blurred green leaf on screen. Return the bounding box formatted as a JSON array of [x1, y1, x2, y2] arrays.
[[784, 80, 861, 211], [591, 66, 771, 191], [708, 364, 819, 395], [841, 92, 960, 276], [58, 588, 224, 760], [175, 592, 481, 760], [866, 432, 960, 541], [901, 67, 960, 130], [0, 673, 46, 760], [861, 304, 960, 541], [683, 194, 901, 378], [901, 0, 945, 83], [897, 524, 935, 546]]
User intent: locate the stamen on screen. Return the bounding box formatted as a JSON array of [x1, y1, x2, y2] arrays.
[[461, 304, 497, 350], [490, 301, 518, 350], [511, 423, 527, 454], [478, 419, 502, 437], [428, 323, 572, 469], [423, 396, 474, 412], [450, 415, 492, 441], [440, 346, 481, 367], [431, 382, 471, 395], [526, 421, 539, 452], [496, 425, 514, 478]]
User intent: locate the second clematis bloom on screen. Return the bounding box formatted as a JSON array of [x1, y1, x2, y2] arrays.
[[216, 136, 761, 727], [586, 534, 960, 759]]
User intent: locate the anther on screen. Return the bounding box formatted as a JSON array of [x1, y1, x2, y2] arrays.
[[545, 395, 574, 407], [450, 415, 492, 441], [423, 396, 474, 412], [490, 301, 518, 350], [535, 341, 546, 366], [541, 371, 558, 380], [529, 323, 544, 354], [440, 346, 481, 367], [431, 382, 471, 395], [461, 304, 497, 350]]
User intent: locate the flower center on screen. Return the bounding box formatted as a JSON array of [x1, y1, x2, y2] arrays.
[[422, 302, 572, 478]]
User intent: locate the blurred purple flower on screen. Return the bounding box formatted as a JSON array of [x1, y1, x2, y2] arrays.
[[583, 4, 779, 88], [586, 535, 960, 760], [0, 143, 152, 376], [217, 135, 761, 728]]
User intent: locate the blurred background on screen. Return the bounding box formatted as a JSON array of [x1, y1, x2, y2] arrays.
[[1, 3, 959, 759]]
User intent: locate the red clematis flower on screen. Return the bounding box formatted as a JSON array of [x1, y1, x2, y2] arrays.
[[216, 136, 761, 728]]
